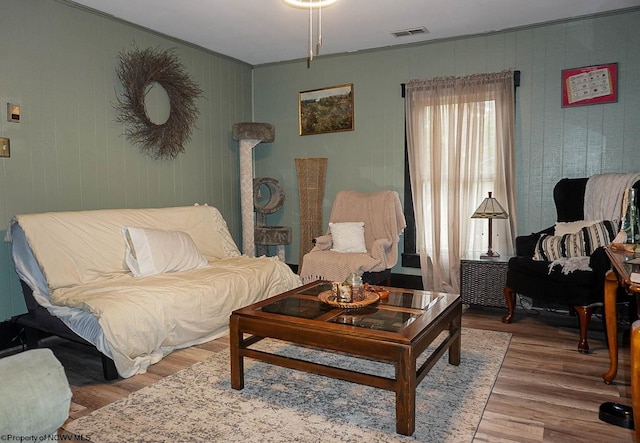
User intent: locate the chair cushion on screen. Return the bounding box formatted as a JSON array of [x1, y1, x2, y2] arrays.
[[508, 256, 595, 286], [506, 256, 603, 307], [532, 220, 617, 261], [555, 220, 601, 235], [583, 220, 618, 251], [329, 222, 367, 253], [533, 231, 585, 261]]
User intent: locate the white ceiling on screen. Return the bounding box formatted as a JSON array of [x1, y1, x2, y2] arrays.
[[68, 0, 640, 66]]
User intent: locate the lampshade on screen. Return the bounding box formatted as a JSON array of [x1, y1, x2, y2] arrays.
[[471, 192, 508, 219], [471, 191, 508, 259]]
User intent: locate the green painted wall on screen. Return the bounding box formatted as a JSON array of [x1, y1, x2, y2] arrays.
[[253, 9, 640, 273], [0, 0, 252, 320], [1, 2, 639, 322]]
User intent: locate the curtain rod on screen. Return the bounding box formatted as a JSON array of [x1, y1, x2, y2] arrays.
[[401, 70, 521, 97]]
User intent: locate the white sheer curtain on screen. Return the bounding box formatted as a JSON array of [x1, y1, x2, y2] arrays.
[[405, 70, 517, 293]]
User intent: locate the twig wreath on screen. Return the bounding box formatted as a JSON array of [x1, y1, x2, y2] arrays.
[[115, 47, 203, 159]]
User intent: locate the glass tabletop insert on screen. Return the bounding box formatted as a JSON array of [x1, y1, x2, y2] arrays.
[[260, 296, 329, 319], [328, 308, 421, 332], [258, 282, 446, 333]]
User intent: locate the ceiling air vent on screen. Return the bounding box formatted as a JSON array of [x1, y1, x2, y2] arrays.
[[391, 26, 429, 38]]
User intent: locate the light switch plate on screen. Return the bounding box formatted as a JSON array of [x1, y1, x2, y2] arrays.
[[0, 137, 10, 157], [7, 103, 19, 123]]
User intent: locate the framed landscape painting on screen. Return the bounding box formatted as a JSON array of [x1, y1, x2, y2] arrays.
[[298, 84, 354, 136]]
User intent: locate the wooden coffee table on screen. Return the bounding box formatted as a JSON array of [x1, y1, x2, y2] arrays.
[[229, 281, 462, 436]]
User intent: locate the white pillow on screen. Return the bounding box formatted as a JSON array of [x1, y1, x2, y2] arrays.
[[555, 220, 601, 236], [122, 226, 209, 277], [329, 222, 367, 253]]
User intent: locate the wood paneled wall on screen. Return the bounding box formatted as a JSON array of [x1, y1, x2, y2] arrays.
[[253, 8, 640, 271], [0, 0, 252, 320], [1, 2, 638, 321]]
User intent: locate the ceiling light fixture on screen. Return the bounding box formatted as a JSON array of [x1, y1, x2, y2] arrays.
[[283, 0, 338, 68]]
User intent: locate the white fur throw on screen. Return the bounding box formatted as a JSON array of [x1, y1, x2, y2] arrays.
[[548, 256, 592, 275]]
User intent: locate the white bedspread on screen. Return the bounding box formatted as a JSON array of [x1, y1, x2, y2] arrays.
[[51, 255, 300, 378], [11, 205, 302, 378]]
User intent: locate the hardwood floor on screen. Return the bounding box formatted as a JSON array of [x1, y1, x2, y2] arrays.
[[20, 305, 636, 442], [466, 306, 634, 443]]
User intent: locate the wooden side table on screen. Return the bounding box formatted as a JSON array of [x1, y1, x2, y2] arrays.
[[602, 245, 640, 436], [460, 254, 511, 308]]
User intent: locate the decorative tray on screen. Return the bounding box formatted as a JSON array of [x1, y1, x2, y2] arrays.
[[318, 290, 380, 309]]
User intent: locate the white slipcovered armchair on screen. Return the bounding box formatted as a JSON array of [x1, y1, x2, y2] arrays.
[[299, 190, 406, 285]]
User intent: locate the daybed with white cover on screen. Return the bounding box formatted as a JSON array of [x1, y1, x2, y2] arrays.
[[8, 205, 301, 379]]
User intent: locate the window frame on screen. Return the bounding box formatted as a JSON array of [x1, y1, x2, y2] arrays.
[[400, 71, 520, 268]]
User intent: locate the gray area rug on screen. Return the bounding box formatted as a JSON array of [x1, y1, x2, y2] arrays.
[[65, 328, 511, 442]]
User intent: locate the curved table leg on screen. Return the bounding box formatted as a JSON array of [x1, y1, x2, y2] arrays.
[[574, 305, 595, 354], [603, 270, 619, 384]]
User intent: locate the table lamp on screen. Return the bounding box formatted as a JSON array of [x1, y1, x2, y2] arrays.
[[471, 191, 509, 259]]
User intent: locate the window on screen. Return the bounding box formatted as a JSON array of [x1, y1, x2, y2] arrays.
[[402, 71, 519, 292]]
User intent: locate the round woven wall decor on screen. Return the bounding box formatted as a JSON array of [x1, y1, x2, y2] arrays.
[[115, 46, 203, 159]]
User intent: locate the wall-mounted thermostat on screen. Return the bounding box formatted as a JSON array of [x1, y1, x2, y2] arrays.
[[7, 103, 20, 123]]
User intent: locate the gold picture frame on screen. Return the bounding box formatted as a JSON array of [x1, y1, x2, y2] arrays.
[[298, 83, 354, 136]]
